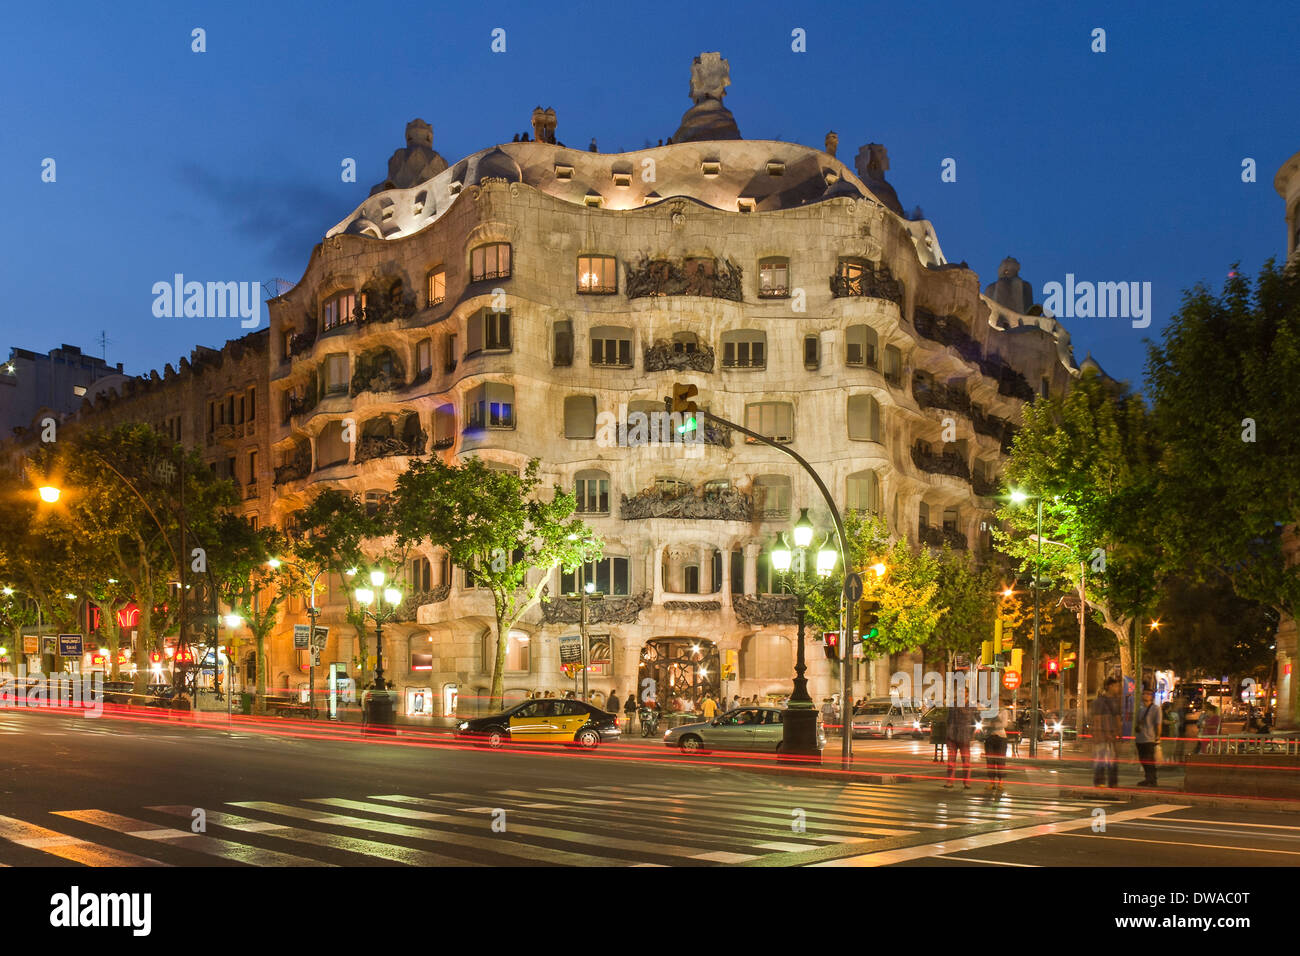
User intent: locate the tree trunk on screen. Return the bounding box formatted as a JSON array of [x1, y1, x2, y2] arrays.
[[255, 628, 268, 712], [490, 609, 509, 712]]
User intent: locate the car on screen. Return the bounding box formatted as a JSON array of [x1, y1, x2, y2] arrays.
[[664, 706, 825, 754], [851, 698, 924, 739], [1014, 708, 1055, 741], [454, 698, 621, 749]]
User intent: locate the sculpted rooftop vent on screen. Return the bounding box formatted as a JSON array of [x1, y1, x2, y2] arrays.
[[555, 164, 574, 180], [584, 191, 604, 208], [737, 197, 756, 213], [612, 170, 632, 187], [766, 161, 785, 176], [701, 160, 721, 176]]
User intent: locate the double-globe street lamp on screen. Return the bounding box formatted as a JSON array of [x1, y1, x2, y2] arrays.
[[1009, 489, 1046, 757], [770, 508, 838, 758], [354, 569, 401, 732]]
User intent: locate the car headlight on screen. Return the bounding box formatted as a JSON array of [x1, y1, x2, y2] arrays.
[[913, 721, 921, 730], [458, 721, 469, 731], [975, 721, 984, 732], [663, 730, 672, 738], [1053, 722, 1063, 732]]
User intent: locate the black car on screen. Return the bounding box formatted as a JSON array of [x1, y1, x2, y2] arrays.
[[454, 698, 621, 749]]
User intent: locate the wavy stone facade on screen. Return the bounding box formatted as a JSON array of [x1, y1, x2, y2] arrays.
[[263, 54, 1078, 716]]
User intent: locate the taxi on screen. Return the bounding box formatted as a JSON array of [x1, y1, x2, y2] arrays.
[[455, 698, 621, 749]]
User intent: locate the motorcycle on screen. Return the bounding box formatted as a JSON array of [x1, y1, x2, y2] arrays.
[[639, 707, 661, 737]]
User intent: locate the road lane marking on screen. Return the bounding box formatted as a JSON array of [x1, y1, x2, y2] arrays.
[[810, 803, 1189, 867], [0, 813, 169, 867], [1050, 832, 1300, 856], [148, 805, 476, 866], [55, 810, 329, 867]]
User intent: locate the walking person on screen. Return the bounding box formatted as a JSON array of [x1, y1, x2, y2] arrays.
[[1134, 688, 1161, 787], [607, 689, 621, 715], [1092, 677, 1122, 789], [1170, 697, 1188, 762], [943, 702, 975, 789], [701, 693, 718, 720], [983, 703, 1011, 793]]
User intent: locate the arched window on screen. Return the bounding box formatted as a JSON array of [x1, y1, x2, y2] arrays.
[[847, 394, 882, 442], [846, 471, 880, 514], [470, 243, 511, 282], [575, 469, 610, 514], [315, 421, 349, 469], [753, 475, 791, 520], [722, 330, 766, 369], [322, 291, 358, 331], [758, 257, 789, 298], [426, 266, 446, 306], [433, 404, 456, 449]]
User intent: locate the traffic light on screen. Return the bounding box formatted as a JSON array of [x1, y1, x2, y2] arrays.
[[1060, 641, 1075, 669], [823, 632, 839, 660], [1010, 648, 1023, 676], [1046, 657, 1058, 676], [859, 600, 881, 645], [981, 640, 993, 666]]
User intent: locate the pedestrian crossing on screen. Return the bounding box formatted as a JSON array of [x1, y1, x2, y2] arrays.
[[0, 781, 1107, 867]]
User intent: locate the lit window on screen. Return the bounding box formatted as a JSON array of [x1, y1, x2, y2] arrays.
[[416, 339, 432, 375], [322, 292, 357, 331], [470, 243, 511, 282], [427, 268, 445, 306], [577, 255, 617, 294], [465, 383, 515, 430], [758, 258, 789, 298], [505, 630, 531, 672]]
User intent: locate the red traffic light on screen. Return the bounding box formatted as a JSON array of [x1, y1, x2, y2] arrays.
[[1046, 658, 1058, 674], [823, 632, 839, 660]]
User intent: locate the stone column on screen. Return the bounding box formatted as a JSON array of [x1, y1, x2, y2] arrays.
[[744, 543, 759, 595], [698, 545, 713, 594], [535, 630, 562, 696]]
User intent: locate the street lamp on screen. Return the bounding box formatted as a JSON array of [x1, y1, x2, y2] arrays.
[[355, 570, 401, 733], [1010, 488, 1045, 757], [38, 485, 61, 504], [772, 508, 838, 759]]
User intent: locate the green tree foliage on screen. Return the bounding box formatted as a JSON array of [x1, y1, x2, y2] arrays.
[[803, 511, 943, 663], [926, 547, 1003, 668], [392, 457, 599, 709], [1146, 261, 1300, 626], [994, 370, 1161, 680], [1144, 570, 1277, 683]]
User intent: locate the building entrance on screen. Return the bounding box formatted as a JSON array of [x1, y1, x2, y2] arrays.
[[639, 637, 719, 712]]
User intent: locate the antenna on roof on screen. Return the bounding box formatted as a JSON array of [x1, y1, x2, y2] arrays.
[[96, 330, 112, 363]]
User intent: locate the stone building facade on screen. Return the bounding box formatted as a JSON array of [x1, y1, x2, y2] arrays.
[[262, 54, 1078, 717]]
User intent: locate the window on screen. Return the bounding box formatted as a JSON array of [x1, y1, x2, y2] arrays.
[[563, 395, 597, 440], [553, 320, 573, 367], [282, 329, 294, 358], [408, 556, 432, 592], [444, 334, 457, 372], [247, 449, 258, 486], [505, 630, 530, 672], [561, 557, 630, 596], [919, 501, 931, 530], [722, 330, 766, 369], [846, 325, 879, 368], [942, 507, 959, 532], [745, 402, 795, 443], [433, 404, 456, 448], [1041, 377, 1050, 399], [575, 470, 610, 514], [364, 490, 389, 516], [884, 345, 903, 383], [730, 548, 744, 594], [467, 309, 511, 355], [325, 353, 349, 394], [470, 243, 511, 282], [804, 334, 820, 369], [754, 475, 792, 520], [466, 383, 515, 430], [416, 339, 432, 375], [577, 255, 617, 294], [590, 325, 633, 367], [683, 564, 700, 594], [322, 292, 357, 331], [847, 394, 882, 442], [427, 267, 446, 306], [672, 331, 699, 355], [246, 387, 256, 424], [847, 471, 880, 513], [755, 551, 787, 594], [315, 421, 349, 469], [836, 258, 867, 295], [758, 258, 789, 298]]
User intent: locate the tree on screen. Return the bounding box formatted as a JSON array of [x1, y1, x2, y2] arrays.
[[803, 511, 944, 687], [291, 488, 395, 685], [1146, 260, 1300, 716], [994, 369, 1162, 682], [209, 515, 301, 709], [1143, 570, 1277, 683], [925, 547, 1003, 669], [392, 457, 598, 709]]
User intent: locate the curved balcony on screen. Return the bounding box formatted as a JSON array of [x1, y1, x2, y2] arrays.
[[913, 308, 982, 364], [912, 375, 972, 417], [619, 483, 752, 521], [829, 263, 904, 305], [911, 443, 971, 482], [625, 256, 744, 302]]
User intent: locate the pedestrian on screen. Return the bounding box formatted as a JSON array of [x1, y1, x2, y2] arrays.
[[943, 702, 975, 789], [1134, 688, 1161, 787], [1091, 676, 1122, 788], [983, 702, 1011, 793], [623, 691, 637, 731], [702, 693, 717, 719], [607, 689, 621, 715], [1200, 703, 1221, 739], [730, 694, 741, 712], [1171, 697, 1188, 762]]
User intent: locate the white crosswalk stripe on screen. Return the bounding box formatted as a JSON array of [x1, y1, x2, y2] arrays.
[[0, 781, 1108, 867]]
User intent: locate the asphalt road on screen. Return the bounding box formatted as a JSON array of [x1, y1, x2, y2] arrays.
[[1, 707, 1295, 868]]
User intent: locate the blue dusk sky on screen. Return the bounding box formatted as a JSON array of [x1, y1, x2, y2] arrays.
[[2, 0, 1296, 389]]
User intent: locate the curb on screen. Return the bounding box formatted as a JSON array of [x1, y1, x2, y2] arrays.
[[1058, 786, 1300, 813]]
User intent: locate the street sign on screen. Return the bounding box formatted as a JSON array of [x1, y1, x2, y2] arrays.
[[559, 635, 583, 664], [310, 626, 329, 650], [23, 635, 38, 654], [844, 571, 864, 603], [293, 624, 311, 649], [58, 634, 83, 657], [1003, 670, 1021, 691]]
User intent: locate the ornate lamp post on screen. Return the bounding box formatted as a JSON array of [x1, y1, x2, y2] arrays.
[[355, 569, 401, 732], [772, 508, 837, 758], [1010, 489, 1044, 757]]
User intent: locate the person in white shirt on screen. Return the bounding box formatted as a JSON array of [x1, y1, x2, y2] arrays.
[[983, 704, 1013, 793]]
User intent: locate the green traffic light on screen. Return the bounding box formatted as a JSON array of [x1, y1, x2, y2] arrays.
[[677, 416, 697, 434]]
